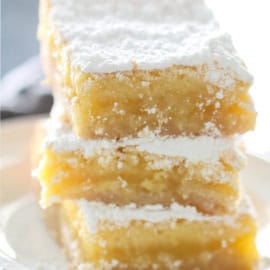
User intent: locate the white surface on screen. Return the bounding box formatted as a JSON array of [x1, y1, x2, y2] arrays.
[[205, 0, 270, 158], [49, 0, 251, 89], [0, 197, 68, 270]]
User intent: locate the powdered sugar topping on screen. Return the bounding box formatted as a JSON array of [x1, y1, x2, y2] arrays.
[[76, 197, 253, 233], [45, 120, 238, 163], [49, 0, 252, 88]]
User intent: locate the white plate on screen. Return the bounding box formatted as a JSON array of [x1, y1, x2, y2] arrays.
[[0, 117, 270, 270]]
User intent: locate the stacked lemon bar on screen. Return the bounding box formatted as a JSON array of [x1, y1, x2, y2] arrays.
[[36, 0, 259, 269]]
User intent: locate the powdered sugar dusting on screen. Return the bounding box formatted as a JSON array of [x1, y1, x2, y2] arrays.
[[136, 137, 232, 162], [49, 0, 252, 88], [76, 197, 253, 233], [44, 120, 238, 163]]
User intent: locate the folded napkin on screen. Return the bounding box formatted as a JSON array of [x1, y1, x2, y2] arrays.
[[0, 56, 53, 120]]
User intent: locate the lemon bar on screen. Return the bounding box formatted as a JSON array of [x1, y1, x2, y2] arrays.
[[38, 0, 256, 139], [60, 197, 258, 270], [36, 120, 245, 214]]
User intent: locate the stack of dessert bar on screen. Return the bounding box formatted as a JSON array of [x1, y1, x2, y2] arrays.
[[36, 0, 259, 269]]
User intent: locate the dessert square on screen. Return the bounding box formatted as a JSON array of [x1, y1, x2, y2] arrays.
[[60, 197, 258, 270], [36, 1, 259, 269], [36, 120, 244, 214], [38, 0, 256, 139]]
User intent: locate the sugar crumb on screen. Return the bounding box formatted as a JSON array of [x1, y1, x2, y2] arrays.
[[221, 239, 227, 248], [141, 81, 150, 87], [118, 176, 127, 188], [117, 161, 123, 169], [216, 90, 224, 99], [145, 107, 157, 114], [173, 260, 182, 267], [215, 101, 220, 108]]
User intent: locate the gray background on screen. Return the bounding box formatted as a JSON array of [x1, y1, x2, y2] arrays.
[[1, 0, 39, 77]]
